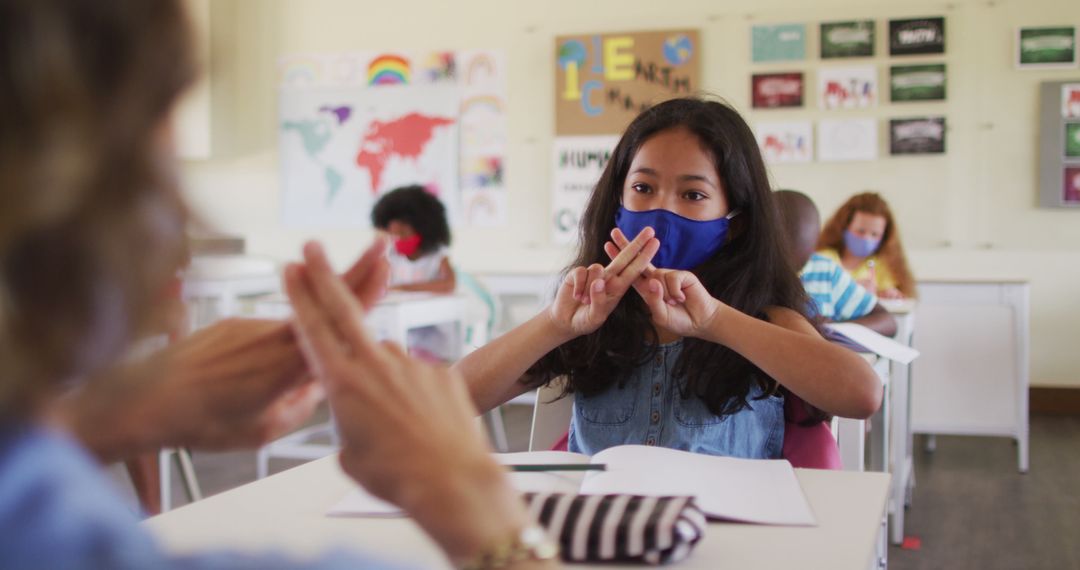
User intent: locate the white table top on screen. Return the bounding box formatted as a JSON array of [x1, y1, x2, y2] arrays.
[[145, 456, 890, 569]]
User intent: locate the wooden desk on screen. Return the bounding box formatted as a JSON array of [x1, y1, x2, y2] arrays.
[[145, 456, 891, 570]]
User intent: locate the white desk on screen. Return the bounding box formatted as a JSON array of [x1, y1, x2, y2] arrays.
[[879, 299, 917, 546], [251, 292, 467, 478], [145, 455, 891, 570], [910, 280, 1030, 473], [252, 291, 466, 353]]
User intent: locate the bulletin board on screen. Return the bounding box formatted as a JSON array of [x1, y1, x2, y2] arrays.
[[554, 29, 700, 136], [1038, 79, 1080, 207]]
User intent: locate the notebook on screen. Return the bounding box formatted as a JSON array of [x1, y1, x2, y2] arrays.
[[328, 445, 816, 526]]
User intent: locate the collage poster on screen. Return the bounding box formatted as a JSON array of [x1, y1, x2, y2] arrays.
[[752, 73, 804, 109], [277, 50, 509, 228], [818, 66, 878, 109], [890, 64, 946, 102], [755, 121, 813, 164], [751, 24, 806, 63], [889, 17, 946, 56], [889, 117, 946, 155], [820, 20, 875, 59], [818, 118, 878, 161]]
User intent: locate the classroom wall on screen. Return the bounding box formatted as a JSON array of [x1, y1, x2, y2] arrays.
[[180, 0, 1080, 387]]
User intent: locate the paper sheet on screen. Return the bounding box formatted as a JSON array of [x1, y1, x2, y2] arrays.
[[826, 322, 920, 364]]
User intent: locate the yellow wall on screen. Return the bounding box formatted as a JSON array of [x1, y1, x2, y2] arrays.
[[181, 0, 1080, 387]]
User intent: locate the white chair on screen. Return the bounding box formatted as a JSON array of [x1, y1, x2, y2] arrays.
[[528, 378, 572, 452]]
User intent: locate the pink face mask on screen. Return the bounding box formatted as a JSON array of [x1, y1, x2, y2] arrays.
[[394, 234, 422, 257]]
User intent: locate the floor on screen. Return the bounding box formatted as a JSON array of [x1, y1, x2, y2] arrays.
[[127, 411, 1080, 569]]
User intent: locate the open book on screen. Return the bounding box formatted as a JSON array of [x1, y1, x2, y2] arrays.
[[328, 445, 816, 526]]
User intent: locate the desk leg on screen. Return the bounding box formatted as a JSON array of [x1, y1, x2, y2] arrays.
[[889, 360, 910, 545]]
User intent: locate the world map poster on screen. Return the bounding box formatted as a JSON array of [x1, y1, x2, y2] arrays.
[[279, 85, 459, 228], [277, 50, 508, 228]]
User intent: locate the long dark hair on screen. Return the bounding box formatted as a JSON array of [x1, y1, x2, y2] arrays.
[[371, 185, 451, 256], [529, 97, 811, 417], [0, 0, 196, 419]]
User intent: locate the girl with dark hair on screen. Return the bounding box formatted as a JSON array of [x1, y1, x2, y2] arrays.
[[371, 184, 455, 294], [817, 192, 916, 299], [456, 97, 881, 459], [370, 185, 457, 361]]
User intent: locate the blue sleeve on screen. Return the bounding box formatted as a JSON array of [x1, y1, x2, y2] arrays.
[[831, 266, 877, 320]]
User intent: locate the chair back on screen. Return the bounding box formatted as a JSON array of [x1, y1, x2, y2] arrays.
[[528, 378, 573, 452]]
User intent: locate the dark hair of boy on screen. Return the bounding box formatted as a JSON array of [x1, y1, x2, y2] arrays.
[[527, 97, 814, 419], [370, 185, 451, 256]]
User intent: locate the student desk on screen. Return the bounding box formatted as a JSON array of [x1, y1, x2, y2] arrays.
[[144, 455, 891, 570], [878, 299, 917, 546], [249, 292, 467, 478], [909, 280, 1030, 473]]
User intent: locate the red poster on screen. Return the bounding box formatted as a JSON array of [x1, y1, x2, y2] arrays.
[[752, 72, 804, 109]]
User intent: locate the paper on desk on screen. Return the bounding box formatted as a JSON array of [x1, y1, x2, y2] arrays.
[[826, 322, 919, 364], [582, 446, 816, 526], [326, 452, 586, 517]]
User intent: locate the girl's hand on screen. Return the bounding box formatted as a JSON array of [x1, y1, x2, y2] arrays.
[[548, 227, 659, 338], [640, 269, 723, 338], [879, 287, 904, 299], [605, 228, 722, 338]]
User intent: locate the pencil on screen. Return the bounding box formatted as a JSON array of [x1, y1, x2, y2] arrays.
[[507, 464, 607, 472]]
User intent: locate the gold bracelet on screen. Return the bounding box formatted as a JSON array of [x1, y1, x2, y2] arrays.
[[461, 525, 559, 570]]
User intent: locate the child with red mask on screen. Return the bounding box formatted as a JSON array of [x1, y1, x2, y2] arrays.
[[371, 185, 456, 361], [371, 185, 456, 294]]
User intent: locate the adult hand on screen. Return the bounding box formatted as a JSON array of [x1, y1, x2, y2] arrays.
[[56, 318, 322, 462], [285, 241, 536, 565], [547, 227, 659, 338], [57, 240, 393, 462]]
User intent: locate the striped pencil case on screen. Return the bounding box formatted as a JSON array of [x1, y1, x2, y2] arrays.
[[523, 493, 706, 565]]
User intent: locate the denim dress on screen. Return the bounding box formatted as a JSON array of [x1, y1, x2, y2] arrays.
[[567, 340, 784, 459]]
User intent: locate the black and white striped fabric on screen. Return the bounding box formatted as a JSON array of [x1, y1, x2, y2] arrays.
[[522, 493, 706, 565]]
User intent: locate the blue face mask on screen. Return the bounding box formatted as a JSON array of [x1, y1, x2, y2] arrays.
[[843, 230, 880, 258], [614, 206, 738, 270]]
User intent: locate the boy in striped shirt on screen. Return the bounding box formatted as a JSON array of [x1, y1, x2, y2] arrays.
[[776, 190, 897, 336]]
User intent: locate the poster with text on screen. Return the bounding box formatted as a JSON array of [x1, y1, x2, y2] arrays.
[[890, 117, 946, 155], [552, 136, 619, 244], [889, 17, 945, 56], [752, 24, 806, 62], [1066, 123, 1080, 158], [1017, 27, 1077, 68], [818, 118, 878, 161], [890, 64, 946, 102], [555, 30, 700, 135], [820, 20, 875, 59], [756, 121, 813, 163], [752, 73, 804, 109], [1065, 167, 1080, 203], [818, 66, 877, 109], [1063, 84, 1080, 118]]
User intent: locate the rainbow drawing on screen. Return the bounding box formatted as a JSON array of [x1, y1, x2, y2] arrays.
[[368, 54, 410, 86], [465, 53, 497, 85], [460, 95, 505, 116], [278, 56, 324, 87]]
